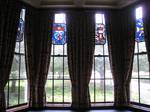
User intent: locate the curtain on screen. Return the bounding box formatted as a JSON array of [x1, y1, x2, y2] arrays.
[[25, 7, 39, 108], [25, 8, 53, 108], [36, 10, 53, 108], [121, 8, 135, 105], [105, 10, 124, 106], [67, 10, 95, 109], [106, 8, 135, 106], [143, 0, 150, 75], [0, 0, 21, 111]]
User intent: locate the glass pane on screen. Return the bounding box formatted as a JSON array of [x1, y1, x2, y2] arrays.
[[20, 41, 25, 53], [9, 80, 19, 106], [139, 54, 149, 78], [5, 83, 8, 108], [55, 13, 66, 24], [140, 79, 150, 105], [104, 42, 109, 55], [134, 42, 138, 53], [106, 80, 114, 102], [64, 44, 67, 55], [95, 45, 103, 55], [10, 55, 19, 79], [64, 57, 69, 79], [51, 45, 54, 55], [54, 80, 63, 102], [89, 80, 95, 102], [130, 79, 139, 102], [46, 80, 52, 102], [20, 56, 26, 79], [95, 57, 104, 79], [54, 45, 63, 55], [15, 42, 19, 53], [20, 80, 28, 104], [54, 57, 63, 79], [95, 80, 104, 102], [139, 42, 146, 52], [64, 80, 71, 102], [105, 57, 112, 79], [48, 57, 53, 79], [132, 55, 138, 78]]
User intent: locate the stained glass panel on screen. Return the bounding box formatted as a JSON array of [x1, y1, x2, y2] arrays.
[[95, 23, 106, 45], [135, 7, 144, 42], [52, 23, 66, 45], [95, 14, 106, 45], [16, 9, 25, 42]]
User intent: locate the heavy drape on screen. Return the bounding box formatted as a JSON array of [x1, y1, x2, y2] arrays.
[[25, 8, 53, 108], [121, 8, 135, 105], [36, 10, 53, 108], [25, 7, 39, 108], [0, 0, 21, 111], [67, 10, 95, 109], [106, 8, 135, 106]]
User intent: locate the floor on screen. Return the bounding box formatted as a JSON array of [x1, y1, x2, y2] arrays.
[[28, 110, 133, 112]]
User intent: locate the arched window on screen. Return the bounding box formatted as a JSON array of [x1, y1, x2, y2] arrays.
[[5, 9, 27, 107], [130, 7, 150, 105], [46, 13, 71, 103], [89, 13, 114, 103]]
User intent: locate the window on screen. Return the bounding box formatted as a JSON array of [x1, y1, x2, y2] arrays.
[[46, 13, 71, 103], [5, 9, 27, 107], [89, 13, 114, 103], [130, 7, 150, 105]]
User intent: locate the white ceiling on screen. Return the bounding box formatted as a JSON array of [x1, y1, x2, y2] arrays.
[[21, 0, 138, 8]]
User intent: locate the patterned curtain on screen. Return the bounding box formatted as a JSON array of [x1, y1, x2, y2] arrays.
[[67, 11, 95, 109], [0, 0, 21, 111], [36, 10, 53, 108], [25, 6, 39, 108], [105, 8, 135, 106], [143, 0, 150, 76]]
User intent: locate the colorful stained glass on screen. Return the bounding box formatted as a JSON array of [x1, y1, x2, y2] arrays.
[[52, 23, 66, 45], [95, 23, 106, 45], [135, 18, 144, 42], [16, 18, 24, 42]]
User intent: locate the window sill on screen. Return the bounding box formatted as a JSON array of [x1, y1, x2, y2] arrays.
[[6, 104, 28, 112], [129, 103, 150, 112]]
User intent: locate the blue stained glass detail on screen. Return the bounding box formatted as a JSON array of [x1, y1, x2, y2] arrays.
[[135, 18, 144, 42], [52, 23, 66, 45], [16, 18, 24, 42], [95, 23, 106, 45]]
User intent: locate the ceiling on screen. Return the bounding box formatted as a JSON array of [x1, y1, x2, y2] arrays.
[[21, 0, 138, 8]]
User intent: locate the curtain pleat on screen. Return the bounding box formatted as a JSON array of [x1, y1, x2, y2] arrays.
[[67, 11, 95, 110], [143, 0, 150, 75], [0, 0, 21, 111]]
